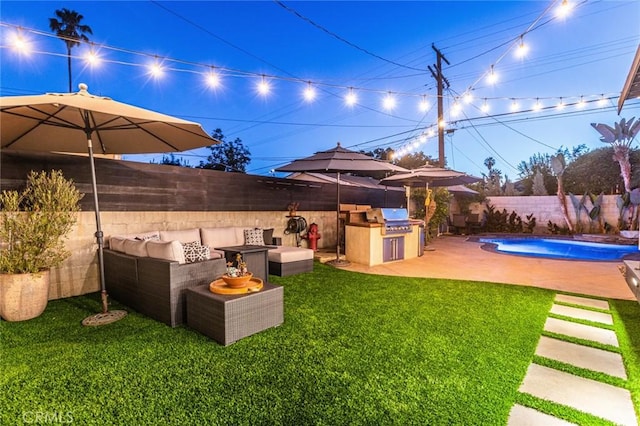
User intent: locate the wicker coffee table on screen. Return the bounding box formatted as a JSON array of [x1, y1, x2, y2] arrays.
[[186, 282, 283, 346]]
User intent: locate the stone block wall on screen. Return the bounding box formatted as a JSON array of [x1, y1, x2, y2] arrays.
[[467, 195, 622, 233]]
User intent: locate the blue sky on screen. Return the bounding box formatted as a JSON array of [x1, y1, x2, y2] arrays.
[[1, 1, 639, 178]]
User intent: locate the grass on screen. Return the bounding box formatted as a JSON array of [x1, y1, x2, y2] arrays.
[[2, 262, 639, 425]]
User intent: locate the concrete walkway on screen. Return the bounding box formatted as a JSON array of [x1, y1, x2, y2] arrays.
[[508, 294, 637, 425], [318, 236, 635, 300]]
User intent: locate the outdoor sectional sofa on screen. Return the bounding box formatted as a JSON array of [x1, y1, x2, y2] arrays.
[[104, 227, 313, 327]]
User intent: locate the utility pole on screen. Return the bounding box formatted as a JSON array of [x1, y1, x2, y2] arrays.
[[428, 44, 450, 167]]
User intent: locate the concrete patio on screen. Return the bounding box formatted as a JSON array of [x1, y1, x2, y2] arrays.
[[321, 235, 636, 301]]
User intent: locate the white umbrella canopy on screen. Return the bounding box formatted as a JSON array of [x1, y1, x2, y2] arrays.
[[1, 84, 214, 154], [0, 84, 219, 325], [277, 143, 408, 266]]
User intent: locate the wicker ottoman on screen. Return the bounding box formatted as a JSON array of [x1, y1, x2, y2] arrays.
[[186, 283, 283, 346], [268, 246, 314, 276]]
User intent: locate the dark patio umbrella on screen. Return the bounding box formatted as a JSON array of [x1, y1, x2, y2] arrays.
[[276, 143, 408, 266], [380, 164, 481, 218], [0, 83, 219, 325]]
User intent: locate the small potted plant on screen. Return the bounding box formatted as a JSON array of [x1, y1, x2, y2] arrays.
[[0, 170, 83, 321], [222, 253, 252, 288]]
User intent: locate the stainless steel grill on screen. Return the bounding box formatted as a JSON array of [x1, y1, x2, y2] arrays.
[[366, 208, 413, 235]]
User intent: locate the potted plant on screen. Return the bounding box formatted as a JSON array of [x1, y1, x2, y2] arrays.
[[0, 170, 83, 321]]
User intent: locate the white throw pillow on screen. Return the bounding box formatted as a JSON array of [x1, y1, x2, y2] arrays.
[[244, 228, 265, 246]]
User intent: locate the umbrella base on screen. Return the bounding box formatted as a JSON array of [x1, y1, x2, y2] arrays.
[[326, 258, 351, 268], [82, 310, 127, 327]]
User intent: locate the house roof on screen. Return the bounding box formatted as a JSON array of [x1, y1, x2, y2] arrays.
[[618, 44, 640, 114]]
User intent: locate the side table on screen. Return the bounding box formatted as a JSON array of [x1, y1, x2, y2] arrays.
[[215, 245, 270, 280], [186, 282, 283, 346]]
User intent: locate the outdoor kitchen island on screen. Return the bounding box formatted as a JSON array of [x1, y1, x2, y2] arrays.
[[344, 208, 423, 266]]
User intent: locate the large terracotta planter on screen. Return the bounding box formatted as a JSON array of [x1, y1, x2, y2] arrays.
[[0, 270, 50, 321]]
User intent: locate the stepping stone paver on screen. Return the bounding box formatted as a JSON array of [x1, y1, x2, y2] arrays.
[[535, 336, 627, 379], [550, 304, 613, 325], [508, 404, 577, 426], [544, 317, 619, 347], [555, 294, 609, 310], [519, 363, 637, 426]]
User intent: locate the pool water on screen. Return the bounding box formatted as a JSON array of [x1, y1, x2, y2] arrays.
[[478, 237, 639, 261]]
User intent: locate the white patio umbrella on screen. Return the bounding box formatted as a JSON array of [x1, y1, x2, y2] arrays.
[[0, 84, 219, 325], [276, 143, 408, 266]]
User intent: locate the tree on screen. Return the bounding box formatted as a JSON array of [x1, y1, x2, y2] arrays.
[[393, 152, 435, 170], [49, 8, 93, 92], [564, 147, 640, 194], [198, 128, 251, 172], [152, 154, 191, 168], [483, 157, 502, 195], [516, 145, 588, 195], [591, 117, 640, 194]]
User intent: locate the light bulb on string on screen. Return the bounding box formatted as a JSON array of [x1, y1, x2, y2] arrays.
[[206, 68, 221, 88], [510, 99, 519, 112], [450, 101, 462, 117], [84, 48, 101, 67], [10, 29, 31, 54], [598, 95, 608, 107], [427, 128, 436, 137], [257, 75, 271, 96], [303, 82, 316, 102], [419, 134, 427, 144], [486, 65, 498, 85], [345, 88, 358, 106], [382, 92, 397, 110], [148, 58, 164, 78], [576, 96, 586, 109], [419, 96, 430, 112], [481, 99, 490, 113], [515, 36, 528, 59], [556, 0, 573, 18], [532, 98, 543, 111], [556, 98, 565, 110], [463, 91, 473, 104]]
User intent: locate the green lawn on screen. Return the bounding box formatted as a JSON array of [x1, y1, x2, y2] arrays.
[[2, 262, 639, 425]]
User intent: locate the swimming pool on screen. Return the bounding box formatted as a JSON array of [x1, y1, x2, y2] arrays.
[[478, 237, 639, 262]]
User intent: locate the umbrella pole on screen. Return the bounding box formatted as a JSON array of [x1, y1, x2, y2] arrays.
[[81, 127, 126, 326], [86, 139, 108, 314], [327, 172, 349, 267]]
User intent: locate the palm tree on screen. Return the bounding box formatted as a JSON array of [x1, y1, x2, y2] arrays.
[[49, 8, 93, 92], [591, 117, 640, 194]]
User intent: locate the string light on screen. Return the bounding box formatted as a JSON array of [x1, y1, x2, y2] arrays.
[[83, 46, 101, 67], [556, 97, 565, 110], [345, 88, 358, 106], [9, 29, 30, 54], [556, 0, 573, 19], [598, 94, 608, 107], [206, 68, 221, 88], [532, 98, 543, 111], [510, 99, 519, 112], [148, 57, 164, 78], [486, 65, 498, 85], [382, 92, 397, 110], [303, 82, 316, 102], [481, 99, 490, 113], [419, 96, 430, 112], [515, 36, 528, 59], [257, 75, 271, 96], [450, 101, 462, 117], [576, 96, 585, 109]]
